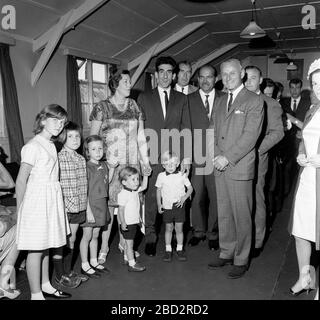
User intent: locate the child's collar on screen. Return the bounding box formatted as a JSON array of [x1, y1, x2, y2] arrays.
[[123, 186, 136, 192], [165, 169, 180, 176]]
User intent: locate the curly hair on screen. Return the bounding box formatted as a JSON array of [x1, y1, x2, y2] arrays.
[[108, 69, 130, 95]]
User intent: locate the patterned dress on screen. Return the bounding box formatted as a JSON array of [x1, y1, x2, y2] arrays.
[[89, 97, 145, 207], [16, 134, 70, 250]]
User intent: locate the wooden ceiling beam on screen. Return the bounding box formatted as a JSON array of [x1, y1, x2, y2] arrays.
[[33, 0, 109, 52], [128, 21, 205, 70]]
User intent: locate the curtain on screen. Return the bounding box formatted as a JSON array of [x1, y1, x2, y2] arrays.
[[66, 55, 82, 127], [0, 44, 24, 163]]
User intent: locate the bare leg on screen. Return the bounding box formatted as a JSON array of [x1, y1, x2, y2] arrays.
[[175, 223, 184, 248], [291, 236, 314, 292], [165, 223, 174, 247], [99, 207, 114, 256], [26, 250, 43, 299], [89, 227, 101, 264], [125, 239, 134, 264], [68, 224, 79, 249], [80, 227, 93, 271]]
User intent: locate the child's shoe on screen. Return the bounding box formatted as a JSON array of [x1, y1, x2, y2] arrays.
[[128, 262, 146, 272], [176, 250, 187, 261], [68, 270, 89, 283], [163, 251, 172, 262]]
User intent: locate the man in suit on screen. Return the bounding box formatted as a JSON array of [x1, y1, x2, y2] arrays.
[[244, 66, 284, 257], [174, 61, 198, 95], [280, 78, 311, 196], [208, 59, 264, 279], [137, 56, 192, 257], [188, 65, 223, 250]]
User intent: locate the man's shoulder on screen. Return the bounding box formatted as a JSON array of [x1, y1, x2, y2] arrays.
[[262, 94, 281, 108]]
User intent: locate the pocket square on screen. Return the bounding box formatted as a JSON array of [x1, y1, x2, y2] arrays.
[[234, 110, 244, 114]]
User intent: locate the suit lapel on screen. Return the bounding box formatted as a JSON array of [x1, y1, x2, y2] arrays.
[[226, 88, 246, 119], [152, 89, 165, 122]]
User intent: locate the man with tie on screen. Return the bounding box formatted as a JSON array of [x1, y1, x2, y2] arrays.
[[174, 61, 198, 95], [188, 65, 223, 250], [244, 66, 284, 257], [280, 78, 311, 196], [208, 59, 264, 278], [137, 56, 192, 257]]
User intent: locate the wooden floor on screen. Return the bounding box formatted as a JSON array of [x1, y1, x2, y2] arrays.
[[9, 191, 320, 301]]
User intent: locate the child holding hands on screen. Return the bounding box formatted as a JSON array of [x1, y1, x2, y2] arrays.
[[156, 151, 193, 262], [118, 167, 148, 272], [80, 135, 114, 278]]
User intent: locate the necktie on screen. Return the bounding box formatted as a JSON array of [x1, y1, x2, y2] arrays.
[[164, 90, 169, 113], [181, 87, 184, 94], [293, 99, 297, 112], [205, 94, 210, 114], [227, 93, 233, 112]]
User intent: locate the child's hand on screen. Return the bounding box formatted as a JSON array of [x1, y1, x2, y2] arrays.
[[121, 222, 128, 231], [87, 213, 95, 223], [158, 204, 164, 214], [175, 196, 187, 208]]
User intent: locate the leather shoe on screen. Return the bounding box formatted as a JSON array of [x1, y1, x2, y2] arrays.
[[227, 265, 248, 279], [92, 265, 110, 274], [145, 242, 156, 256], [81, 267, 101, 279], [43, 289, 71, 299], [188, 236, 205, 246], [208, 257, 233, 269], [208, 239, 219, 251], [128, 262, 146, 272]]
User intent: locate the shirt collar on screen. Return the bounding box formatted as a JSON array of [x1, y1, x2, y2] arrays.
[[229, 83, 244, 100], [291, 96, 301, 103], [123, 186, 135, 192], [199, 88, 215, 98], [165, 169, 180, 176], [175, 84, 187, 93], [158, 86, 171, 96]]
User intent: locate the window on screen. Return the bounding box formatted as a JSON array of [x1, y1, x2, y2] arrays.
[[77, 59, 114, 132]]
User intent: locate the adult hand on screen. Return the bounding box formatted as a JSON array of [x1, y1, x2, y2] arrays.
[[141, 162, 152, 176], [296, 130, 302, 139], [121, 222, 128, 231], [297, 154, 309, 167], [213, 155, 229, 171], [286, 113, 296, 123], [308, 154, 320, 168], [180, 162, 190, 176]]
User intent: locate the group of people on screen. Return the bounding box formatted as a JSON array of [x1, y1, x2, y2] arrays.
[[0, 54, 319, 300]]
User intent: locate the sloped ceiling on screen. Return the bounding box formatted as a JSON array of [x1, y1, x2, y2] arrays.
[[1, 0, 320, 69]]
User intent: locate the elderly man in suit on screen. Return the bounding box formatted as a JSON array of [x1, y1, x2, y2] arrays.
[[137, 56, 192, 257], [208, 59, 264, 279], [188, 65, 224, 250], [244, 66, 284, 257], [280, 78, 311, 196], [174, 61, 198, 95]]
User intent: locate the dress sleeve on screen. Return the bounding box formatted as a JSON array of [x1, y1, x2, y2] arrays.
[[89, 101, 105, 122], [132, 99, 145, 121], [21, 142, 38, 166]]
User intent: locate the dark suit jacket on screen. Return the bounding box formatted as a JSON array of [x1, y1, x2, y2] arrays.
[[137, 88, 192, 164], [257, 94, 284, 155], [213, 87, 264, 180], [281, 95, 310, 123], [188, 89, 224, 167]]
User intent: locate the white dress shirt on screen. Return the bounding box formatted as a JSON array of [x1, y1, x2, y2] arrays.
[[199, 88, 215, 118], [175, 84, 188, 95], [157, 86, 171, 118], [227, 84, 244, 110], [291, 96, 301, 112]]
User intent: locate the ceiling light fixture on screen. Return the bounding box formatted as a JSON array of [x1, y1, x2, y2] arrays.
[[240, 0, 266, 39], [287, 61, 298, 71]]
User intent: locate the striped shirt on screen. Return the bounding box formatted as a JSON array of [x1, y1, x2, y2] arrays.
[[58, 147, 87, 213]]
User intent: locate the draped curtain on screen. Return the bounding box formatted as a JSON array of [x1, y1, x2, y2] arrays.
[[0, 43, 24, 163], [66, 55, 82, 126]]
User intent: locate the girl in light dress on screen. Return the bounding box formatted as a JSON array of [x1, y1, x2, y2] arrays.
[[15, 105, 70, 300]]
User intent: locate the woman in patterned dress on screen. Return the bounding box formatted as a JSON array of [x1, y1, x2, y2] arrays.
[[90, 70, 151, 263]]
